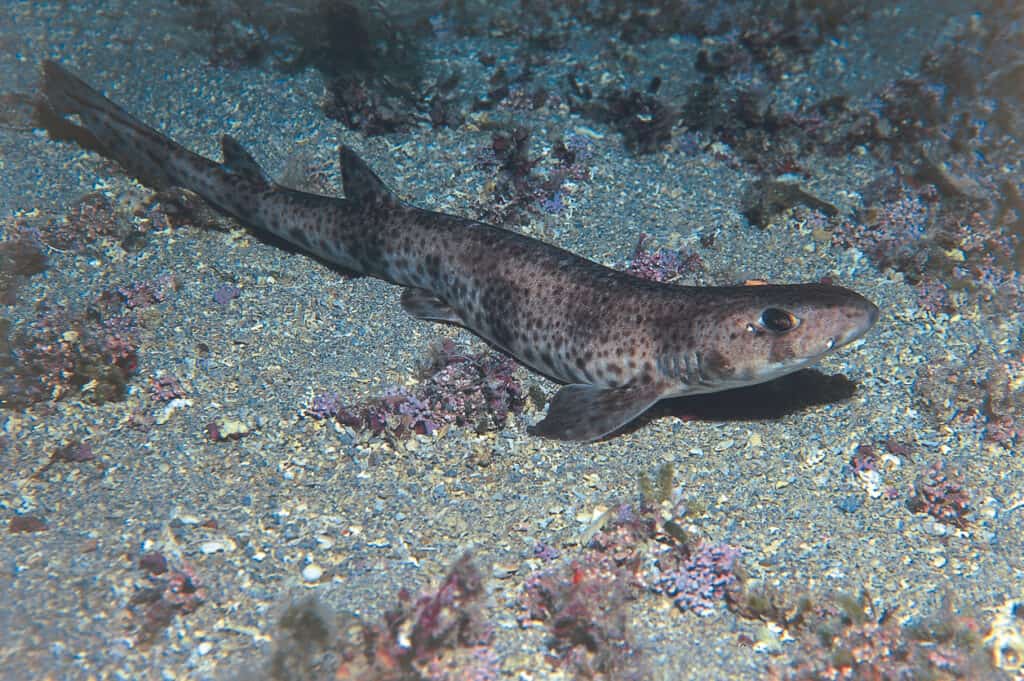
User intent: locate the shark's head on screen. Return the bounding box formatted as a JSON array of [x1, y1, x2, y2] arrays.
[[678, 283, 879, 391]]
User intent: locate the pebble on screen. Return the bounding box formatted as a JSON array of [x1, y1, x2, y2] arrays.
[[980, 497, 1000, 520], [491, 562, 519, 579], [835, 495, 863, 513], [302, 563, 324, 582], [211, 417, 250, 440], [199, 540, 226, 554], [155, 398, 193, 425]]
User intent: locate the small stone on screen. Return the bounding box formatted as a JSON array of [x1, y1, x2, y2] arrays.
[[980, 497, 1000, 520], [156, 398, 193, 425], [207, 417, 251, 442], [212, 284, 240, 305], [491, 562, 518, 579], [197, 641, 213, 656], [753, 623, 784, 655], [139, 552, 168, 575], [302, 563, 324, 583], [8, 515, 47, 533], [199, 540, 226, 555], [835, 495, 863, 514]]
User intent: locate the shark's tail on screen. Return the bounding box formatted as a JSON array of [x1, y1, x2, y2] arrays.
[[40, 61, 272, 218]]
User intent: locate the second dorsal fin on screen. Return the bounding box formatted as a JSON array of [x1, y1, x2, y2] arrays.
[[220, 135, 271, 185], [338, 145, 398, 206]]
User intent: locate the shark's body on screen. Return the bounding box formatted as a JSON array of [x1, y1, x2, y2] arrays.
[[39, 61, 879, 441]]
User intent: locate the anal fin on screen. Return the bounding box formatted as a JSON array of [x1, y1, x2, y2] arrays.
[[400, 288, 462, 324], [529, 383, 664, 442]]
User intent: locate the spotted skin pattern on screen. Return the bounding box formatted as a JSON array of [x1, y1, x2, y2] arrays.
[[41, 61, 879, 441]]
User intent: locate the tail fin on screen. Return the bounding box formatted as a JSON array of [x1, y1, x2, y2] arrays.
[[41, 60, 199, 189], [40, 61, 274, 224]]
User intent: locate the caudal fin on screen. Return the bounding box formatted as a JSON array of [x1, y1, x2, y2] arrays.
[[39, 60, 279, 230], [40, 61, 215, 190]]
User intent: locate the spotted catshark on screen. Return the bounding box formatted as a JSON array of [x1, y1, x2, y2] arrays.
[[39, 61, 879, 441]]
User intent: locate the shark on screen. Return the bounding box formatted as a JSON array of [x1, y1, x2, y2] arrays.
[[38, 60, 879, 442]]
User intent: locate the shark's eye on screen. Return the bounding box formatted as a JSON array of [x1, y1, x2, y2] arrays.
[[760, 307, 798, 333]]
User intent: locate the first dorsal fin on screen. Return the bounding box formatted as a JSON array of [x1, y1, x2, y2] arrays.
[[339, 145, 398, 206], [220, 135, 271, 185]]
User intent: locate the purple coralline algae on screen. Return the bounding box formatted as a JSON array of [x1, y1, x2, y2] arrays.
[[335, 554, 497, 681], [212, 283, 241, 305], [2, 298, 141, 408], [648, 542, 743, 616], [304, 391, 343, 420], [150, 375, 186, 402], [307, 339, 525, 439], [626, 233, 704, 283], [906, 462, 972, 529]]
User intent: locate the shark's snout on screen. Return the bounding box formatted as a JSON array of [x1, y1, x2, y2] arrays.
[[841, 296, 880, 347]]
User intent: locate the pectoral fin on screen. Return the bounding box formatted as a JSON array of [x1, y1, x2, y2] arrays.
[[529, 383, 664, 442], [400, 287, 462, 324]]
